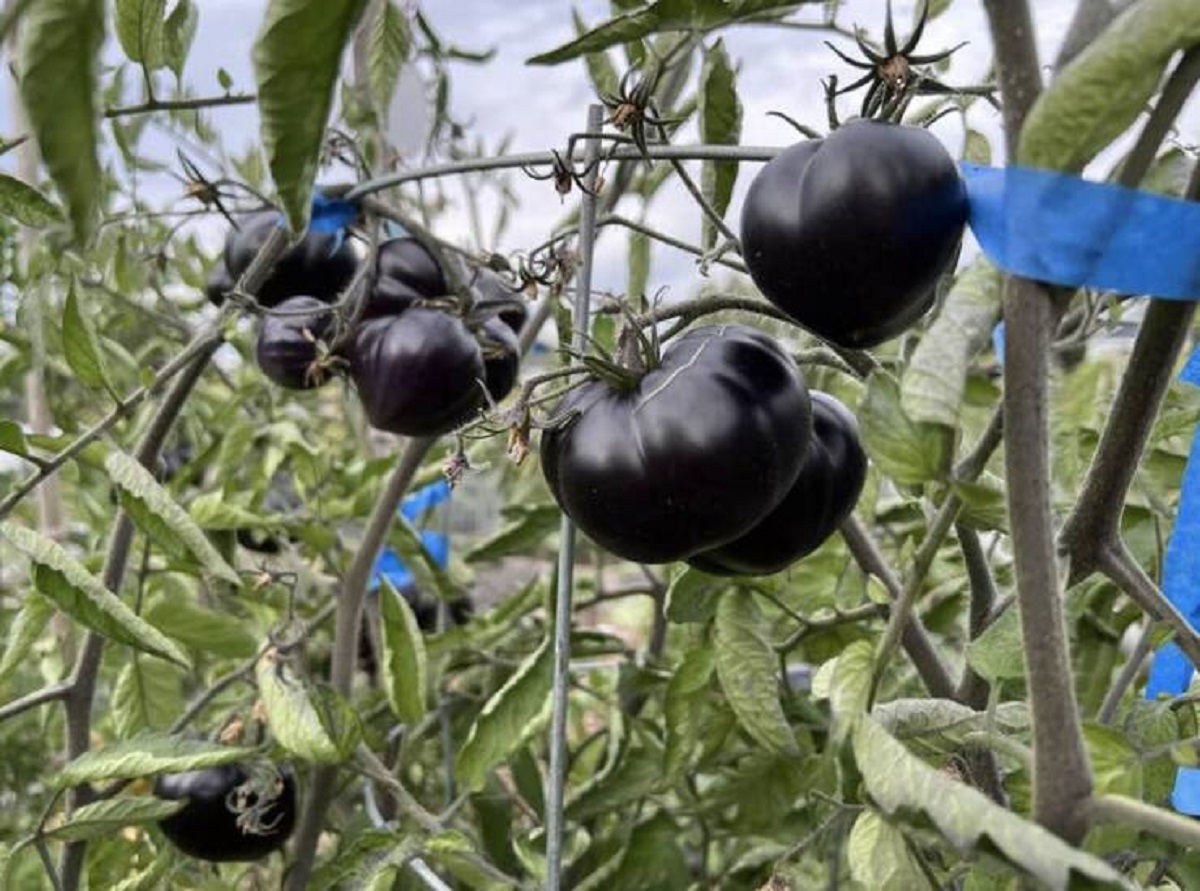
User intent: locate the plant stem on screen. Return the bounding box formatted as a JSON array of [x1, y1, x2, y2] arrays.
[[104, 92, 257, 119], [60, 329, 224, 891], [286, 435, 436, 891], [1088, 794, 1200, 849], [1097, 618, 1157, 726], [0, 682, 72, 723], [344, 144, 780, 199], [983, 0, 1093, 844], [840, 516, 956, 699], [1096, 542, 1200, 668]]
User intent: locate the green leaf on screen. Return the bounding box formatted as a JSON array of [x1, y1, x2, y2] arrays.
[[963, 129, 991, 165], [255, 649, 351, 763], [466, 504, 559, 563], [698, 38, 741, 250], [854, 716, 1131, 890], [0, 174, 63, 227], [112, 658, 184, 739], [965, 606, 1025, 684], [368, 0, 410, 119], [714, 593, 799, 756], [424, 829, 520, 890], [456, 640, 554, 792], [568, 744, 663, 820], [574, 8, 618, 97], [17, 0, 105, 243], [900, 259, 1002, 429], [1019, 0, 1200, 171], [847, 810, 933, 891], [253, 0, 368, 233], [63, 281, 115, 395], [0, 593, 54, 687], [55, 733, 256, 788], [664, 566, 728, 623], [0, 523, 191, 667], [46, 797, 184, 843], [116, 0, 166, 69], [608, 813, 690, 891], [0, 420, 29, 459], [143, 594, 258, 659], [389, 513, 460, 602], [104, 451, 240, 584], [217, 67, 234, 91], [528, 0, 800, 65], [954, 476, 1009, 533], [379, 578, 427, 724], [860, 371, 951, 485], [162, 0, 198, 80], [827, 639, 874, 740], [873, 699, 1029, 746], [664, 644, 717, 778]]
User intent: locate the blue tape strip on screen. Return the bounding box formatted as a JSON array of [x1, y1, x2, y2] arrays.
[[1144, 347, 1200, 813], [961, 163, 1200, 300], [310, 193, 359, 234], [401, 479, 451, 522], [370, 531, 450, 592]]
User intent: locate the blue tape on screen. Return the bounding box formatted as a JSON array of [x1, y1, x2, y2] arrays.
[[401, 479, 451, 522], [370, 531, 450, 592], [310, 193, 359, 234], [961, 163, 1200, 301], [1143, 347, 1200, 813]]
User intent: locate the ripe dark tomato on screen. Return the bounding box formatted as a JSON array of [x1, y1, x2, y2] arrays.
[[474, 268, 528, 334], [480, 317, 519, 405], [540, 324, 812, 564], [365, 237, 448, 319], [154, 763, 297, 862], [351, 308, 487, 437], [741, 120, 967, 348], [255, 296, 337, 390], [687, 391, 866, 576], [207, 211, 358, 308]]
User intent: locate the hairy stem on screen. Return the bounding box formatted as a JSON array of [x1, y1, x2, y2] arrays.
[[983, 0, 1092, 843], [955, 524, 999, 710], [286, 436, 436, 891], [1087, 794, 1200, 849]]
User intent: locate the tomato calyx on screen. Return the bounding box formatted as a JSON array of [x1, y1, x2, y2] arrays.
[[225, 763, 290, 837]]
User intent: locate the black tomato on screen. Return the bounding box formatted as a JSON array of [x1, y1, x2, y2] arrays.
[[740, 120, 967, 348], [364, 237, 448, 319], [351, 308, 487, 437], [474, 268, 528, 334], [154, 763, 297, 862], [540, 324, 812, 564], [480, 317, 519, 405], [255, 296, 336, 390], [207, 211, 358, 308], [688, 391, 867, 576]]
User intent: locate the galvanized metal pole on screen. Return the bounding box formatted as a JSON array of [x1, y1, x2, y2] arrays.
[[545, 104, 604, 890]]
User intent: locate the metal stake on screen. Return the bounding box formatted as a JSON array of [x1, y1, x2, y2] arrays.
[[545, 104, 604, 890]]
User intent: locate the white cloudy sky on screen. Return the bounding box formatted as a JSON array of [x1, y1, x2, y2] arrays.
[[1, 0, 1195, 298]]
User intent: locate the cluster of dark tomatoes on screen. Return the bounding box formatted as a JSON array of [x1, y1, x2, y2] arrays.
[[207, 211, 526, 437]]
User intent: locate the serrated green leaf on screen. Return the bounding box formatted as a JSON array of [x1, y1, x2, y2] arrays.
[[698, 38, 740, 250], [368, 0, 410, 120], [0, 523, 191, 667], [872, 699, 1029, 749], [17, 0, 105, 243], [55, 733, 256, 788], [966, 606, 1025, 684], [664, 644, 717, 778], [46, 796, 184, 843], [954, 476, 1009, 532], [901, 258, 1002, 429], [112, 658, 184, 739], [568, 744, 663, 820], [854, 716, 1131, 889], [253, 0, 368, 233], [0, 593, 54, 687], [860, 371, 951, 485], [608, 813, 689, 891], [116, 0, 166, 69], [714, 593, 799, 756], [664, 565, 728, 623], [104, 451, 240, 584], [848, 810, 932, 890], [0, 420, 29, 458], [1019, 0, 1200, 171], [255, 649, 347, 763], [187, 491, 270, 531], [0, 174, 63, 227], [379, 577, 427, 724], [424, 829, 519, 890], [162, 0, 197, 80], [143, 594, 258, 659], [466, 504, 559, 563], [63, 282, 115, 395], [309, 829, 400, 890], [456, 640, 553, 792], [828, 639, 874, 740]]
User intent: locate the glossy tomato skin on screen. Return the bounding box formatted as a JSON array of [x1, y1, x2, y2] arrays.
[[255, 296, 336, 390], [688, 391, 866, 576], [351, 308, 486, 436], [154, 764, 297, 862], [365, 237, 448, 319], [208, 211, 358, 308], [541, 325, 812, 564], [480, 317, 519, 404], [741, 120, 966, 348], [474, 268, 528, 333]]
